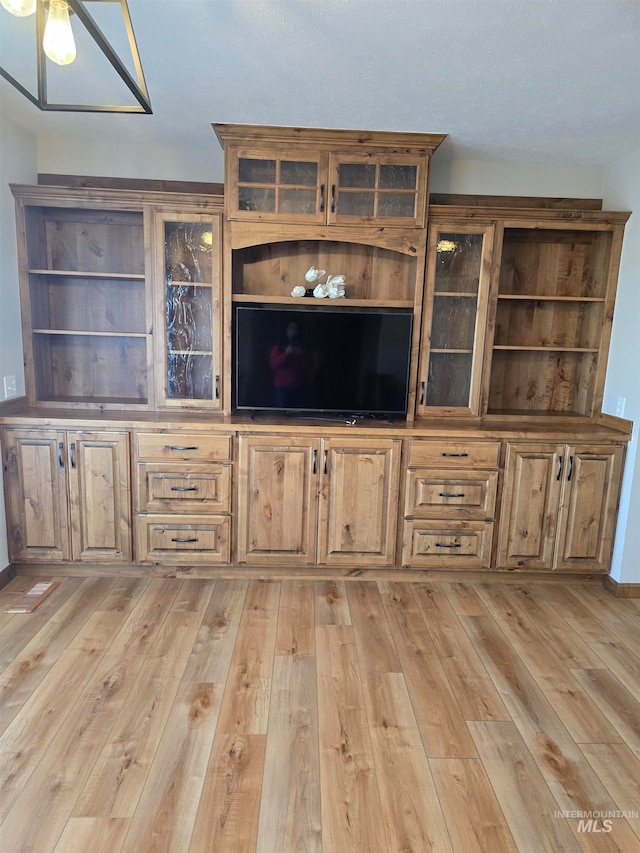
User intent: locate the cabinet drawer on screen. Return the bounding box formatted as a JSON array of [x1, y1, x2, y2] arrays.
[[408, 440, 500, 469], [136, 463, 231, 514], [405, 469, 497, 519], [136, 515, 230, 564], [135, 432, 232, 462], [402, 520, 493, 568]]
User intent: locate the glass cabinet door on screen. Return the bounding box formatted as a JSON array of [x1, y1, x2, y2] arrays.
[[228, 148, 326, 223], [155, 212, 223, 408], [329, 154, 427, 227], [417, 225, 494, 416]]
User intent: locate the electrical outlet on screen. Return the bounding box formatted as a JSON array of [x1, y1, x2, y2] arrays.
[[3, 374, 16, 398], [615, 396, 626, 418]]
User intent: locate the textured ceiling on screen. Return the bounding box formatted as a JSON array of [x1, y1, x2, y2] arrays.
[[1, 0, 639, 166]]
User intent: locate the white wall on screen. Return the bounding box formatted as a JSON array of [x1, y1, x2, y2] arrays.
[[0, 111, 37, 570], [0, 125, 637, 584], [37, 135, 223, 183], [602, 147, 640, 584], [430, 158, 605, 199]]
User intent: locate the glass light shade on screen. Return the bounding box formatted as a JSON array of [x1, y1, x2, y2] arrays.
[[0, 0, 37, 15], [43, 0, 76, 65]]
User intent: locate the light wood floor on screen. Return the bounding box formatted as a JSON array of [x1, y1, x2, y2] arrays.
[[0, 574, 639, 852]]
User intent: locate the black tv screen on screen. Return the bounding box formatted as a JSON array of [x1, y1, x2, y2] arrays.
[[235, 306, 413, 416]]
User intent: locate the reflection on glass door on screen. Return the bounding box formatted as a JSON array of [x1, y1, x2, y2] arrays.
[[419, 226, 493, 415], [158, 215, 222, 408]]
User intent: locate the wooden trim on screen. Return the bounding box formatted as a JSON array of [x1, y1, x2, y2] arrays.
[[479, 222, 505, 416], [0, 563, 17, 591], [7, 562, 608, 584], [35, 184, 604, 212], [213, 123, 447, 153], [596, 412, 633, 437], [602, 574, 640, 598], [0, 406, 632, 444], [228, 220, 426, 255], [38, 174, 225, 196], [592, 224, 626, 415], [428, 204, 630, 226], [430, 193, 604, 211], [11, 184, 224, 212]]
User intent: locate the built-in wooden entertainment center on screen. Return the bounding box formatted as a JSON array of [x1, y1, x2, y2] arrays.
[[0, 124, 632, 581]]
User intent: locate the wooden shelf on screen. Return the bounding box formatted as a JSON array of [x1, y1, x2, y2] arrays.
[[28, 269, 146, 280], [38, 394, 148, 407], [433, 291, 478, 298], [486, 408, 588, 418], [32, 329, 147, 338], [232, 294, 414, 308], [493, 345, 599, 353], [430, 348, 473, 354], [168, 350, 213, 357], [497, 294, 605, 303]]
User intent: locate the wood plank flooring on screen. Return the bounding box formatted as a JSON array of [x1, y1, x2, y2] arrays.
[[0, 574, 639, 852]]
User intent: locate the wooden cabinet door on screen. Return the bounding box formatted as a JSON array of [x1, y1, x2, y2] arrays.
[[2, 429, 70, 562], [496, 443, 564, 570], [417, 223, 494, 417], [554, 445, 624, 572], [328, 153, 428, 227], [236, 436, 320, 564], [226, 147, 327, 224], [66, 431, 132, 562], [318, 438, 401, 566], [154, 211, 224, 410]]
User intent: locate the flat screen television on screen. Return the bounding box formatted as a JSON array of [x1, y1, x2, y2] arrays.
[[235, 305, 413, 417]]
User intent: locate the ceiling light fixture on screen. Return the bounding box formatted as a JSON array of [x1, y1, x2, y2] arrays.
[[42, 0, 76, 66], [0, 0, 151, 112], [0, 0, 37, 16]]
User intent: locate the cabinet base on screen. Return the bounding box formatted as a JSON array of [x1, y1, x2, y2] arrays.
[[8, 561, 611, 586]]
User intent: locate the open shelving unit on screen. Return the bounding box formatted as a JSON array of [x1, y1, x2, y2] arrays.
[[487, 226, 613, 416], [22, 206, 150, 408], [231, 239, 419, 306]]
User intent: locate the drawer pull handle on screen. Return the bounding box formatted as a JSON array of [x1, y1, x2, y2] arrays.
[[420, 381, 425, 406], [171, 486, 198, 492], [169, 445, 199, 451], [567, 455, 574, 481], [439, 492, 465, 498], [58, 441, 64, 469], [442, 452, 468, 458], [70, 441, 76, 469], [435, 543, 462, 548], [557, 456, 564, 480], [171, 537, 199, 543], [319, 184, 325, 213]]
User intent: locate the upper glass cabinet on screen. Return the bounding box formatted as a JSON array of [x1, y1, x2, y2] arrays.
[[417, 224, 494, 416], [328, 154, 427, 227], [228, 148, 327, 224], [154, 212, 223, 409], [239, 157, 320, 216], [225, 146, 428, 227]]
